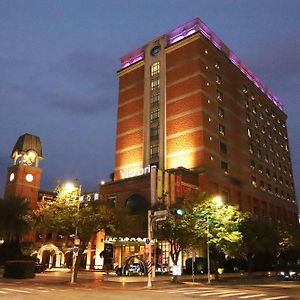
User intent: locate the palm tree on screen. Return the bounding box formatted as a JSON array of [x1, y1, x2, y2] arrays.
[[0, 197, 33, 262]]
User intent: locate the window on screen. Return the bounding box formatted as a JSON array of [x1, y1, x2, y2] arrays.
[[242, 85, 248, 93], [151, 77, 160, 90], [151, 62, 160, 76], [150, 144, 159, 158], [246, 113, 251, 122], [219, 124, 226, 136], [220, 142, 227, 154], [258, 164, 263, 174], [215, 61, 220, 69], [151, 92, 160, 106], [247, 128, 252, 138], [268, 184, 272, 193], [218, 106, 224, 119], [221, 161, 228, 173], [150, 127, 159, 140], [251, 176, 257, 187], [249, 143, 254, 154], [250, 159, 255, 169], [216, 74, 222, 85], [217, 90, 223, 101], [150, 109, 159, 122], [260, 180, 265, 189], [266, 168, 270, 176]]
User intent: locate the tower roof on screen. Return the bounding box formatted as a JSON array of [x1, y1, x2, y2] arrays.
[[11, 133, 43, 158]]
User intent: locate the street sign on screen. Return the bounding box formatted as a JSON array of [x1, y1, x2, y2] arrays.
[[73, 246, 79, 256], [154, 210, 168, 217]]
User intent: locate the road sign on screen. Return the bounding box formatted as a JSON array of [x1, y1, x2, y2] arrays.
[[154, 210, 168, 217], [73, 246, 79, 256]]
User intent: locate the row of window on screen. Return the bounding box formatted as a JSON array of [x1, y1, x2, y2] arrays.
[[251, 175, 294, 203], [150, 61, 161, 161]]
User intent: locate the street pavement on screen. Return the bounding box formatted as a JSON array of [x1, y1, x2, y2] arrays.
[[0, 270, 299, 299]]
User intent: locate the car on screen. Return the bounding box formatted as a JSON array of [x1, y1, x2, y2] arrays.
[[128, 263, 141, 274], [34, 263, 47, 273], [277, 266, 300, 281]]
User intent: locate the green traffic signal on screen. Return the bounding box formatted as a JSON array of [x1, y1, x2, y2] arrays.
[[176, 209, 186, 216]]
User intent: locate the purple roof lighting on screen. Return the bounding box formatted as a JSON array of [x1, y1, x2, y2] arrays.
[[120, 48, 144, 69], [120, 18, 284, 110]]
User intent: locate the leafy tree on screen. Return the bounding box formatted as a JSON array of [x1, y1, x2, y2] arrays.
[[190, 195, 247, 279], [34, 183, 115, 283], [0, 197, 33, 262], [240, 216, 279, 274]]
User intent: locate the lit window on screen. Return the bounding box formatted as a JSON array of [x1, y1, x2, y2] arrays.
[[208, 117, 212, 122], [150, 109, 159, 122], [207, 99, 211, 103], [216, 90, 223, 101], [216, 74, 222, 85], [151, 92, 160, 106], [210, 155, 214, 161], [252, 106, 257, 114], [258, 165, 263, 174], [219, 124, 226, 136], [204, 49, 208, 54], [218, 106, 225, 119], [250, 159, 255, 169], [150, 144, 159, 158], [221, 161, 228, 173], [151, 77, 160, 90], [151, 62, 160, 76], [215, 61, 220, 69], [242, 85, 248, 93], [247, 128, 252, 138], [251, 176, 257, 187]]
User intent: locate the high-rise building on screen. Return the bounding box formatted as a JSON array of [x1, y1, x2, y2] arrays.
[[101, 18, 298, 224]]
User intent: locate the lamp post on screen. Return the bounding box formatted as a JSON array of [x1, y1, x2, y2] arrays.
[[64, 182, 81, 285], [206, 195, 223, 284]]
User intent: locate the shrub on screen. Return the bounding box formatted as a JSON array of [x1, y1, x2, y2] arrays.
[[4, 260, 35, 279]]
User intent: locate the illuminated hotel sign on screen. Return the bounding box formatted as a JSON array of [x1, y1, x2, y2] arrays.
[[120, 165, 154, 179]]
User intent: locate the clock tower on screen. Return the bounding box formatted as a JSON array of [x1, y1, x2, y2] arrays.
[[4, 133, 43, 209]]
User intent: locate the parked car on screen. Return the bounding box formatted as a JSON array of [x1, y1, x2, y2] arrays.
[[128, 263, 142, 275], [34, 263, 47, 273], [277, 266, 300, 281]]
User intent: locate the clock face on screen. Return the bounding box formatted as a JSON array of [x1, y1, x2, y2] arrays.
[[25, 174, 34, 182], [151, 45, 161, 56], [9, 173, 15, 182]]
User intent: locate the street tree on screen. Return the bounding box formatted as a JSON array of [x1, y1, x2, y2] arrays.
[[34, 182, 115, 283], [240, 216, 279, 274], [190, 195, 247, 278], [0, 197, 33, 262]]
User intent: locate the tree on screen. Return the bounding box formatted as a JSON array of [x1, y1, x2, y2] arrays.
[[240, 216, 279, 274], [190, 195, 246, 279], [0, 197, 33, 262], [34, 182, 115, 283]]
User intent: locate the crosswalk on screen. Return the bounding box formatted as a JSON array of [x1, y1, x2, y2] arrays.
[[148, 286, 297, 300], [0, 284, 67, 296]]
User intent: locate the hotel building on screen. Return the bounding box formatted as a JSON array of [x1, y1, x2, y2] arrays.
[[101, 17, 298, 225]]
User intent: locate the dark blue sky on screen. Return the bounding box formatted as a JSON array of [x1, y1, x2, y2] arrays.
[[0, 0, 299, 206]]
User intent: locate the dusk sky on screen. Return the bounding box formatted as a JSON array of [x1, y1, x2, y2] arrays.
[[0, 1, 299, 207]]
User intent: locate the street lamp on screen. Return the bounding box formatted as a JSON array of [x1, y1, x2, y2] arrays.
[[63, 181, 81, 284], [207, 195, 223, 284]]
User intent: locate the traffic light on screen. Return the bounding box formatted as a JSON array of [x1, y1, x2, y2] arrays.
[[171, 208, 186, 217]]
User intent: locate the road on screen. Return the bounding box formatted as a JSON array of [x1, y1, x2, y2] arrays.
[[0, 270, 299, 300]]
